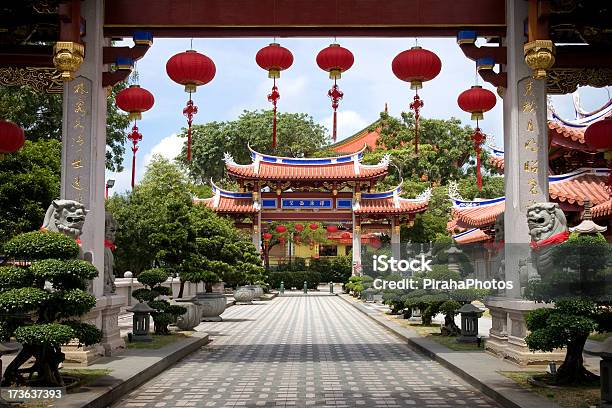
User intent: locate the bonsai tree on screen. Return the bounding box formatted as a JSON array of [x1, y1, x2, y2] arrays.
[[0, 231, 101, 386], [133, 268, 186, 335], [525, 232, 612, 385]]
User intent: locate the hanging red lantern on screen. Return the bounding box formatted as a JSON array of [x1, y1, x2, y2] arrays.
[[262, 232, 273, 241], [457, 85, 497, 121], [256, 43, 293, 149], [341, 231, 351, 239], [585, 117, 612, 189], [275, 225, 287, 234], [317, 43, 354, 142], [115, 85, 154, 189], [326, 225, 338, 233], [115, 85, 154, 121], [294, 223, 304, 232], [309, 223, 319, 231], [0, 120, 25, 156], [457, 85, 497, 191], [392, 46, 441, 154], [166, 50, 216, 162]]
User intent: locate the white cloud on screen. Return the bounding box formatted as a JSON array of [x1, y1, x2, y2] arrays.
[[321, 110, 369, 142], [143, 133, 184, 167]]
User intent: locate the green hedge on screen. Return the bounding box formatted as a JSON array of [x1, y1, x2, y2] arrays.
[[4, 231, 79, 260], [309, 256, 352, 283], [269, 271, 321, 290]]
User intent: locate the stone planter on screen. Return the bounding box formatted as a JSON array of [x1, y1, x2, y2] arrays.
[[196, 292, 227, 322], [173, 298, 201, 330], [234, 286, 254, 304], [246, 284, 263, 299]]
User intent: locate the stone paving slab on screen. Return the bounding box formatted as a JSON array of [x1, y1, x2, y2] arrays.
[[113, 295, 503, 407], [59, 331, 210, 408], [338, 295, 559, 408]]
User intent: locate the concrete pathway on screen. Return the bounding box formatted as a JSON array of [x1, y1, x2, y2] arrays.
[[114, 295, 500, 407]]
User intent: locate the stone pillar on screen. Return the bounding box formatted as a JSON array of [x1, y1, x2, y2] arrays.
[[352, 216, 362, 276], [60, 0, 125, 363], [251, 216, 261, 253], [484, 0, 556, 365], [391, 217, 401, 261]]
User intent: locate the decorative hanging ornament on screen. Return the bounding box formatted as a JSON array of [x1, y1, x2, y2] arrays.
[[294, 223, 305, 232], [0, 120, 25, 158], [457, 85, 497, 191], [392, 46, 441, 153], [309, 223, 319, 231], [166, 49, 216, 162], [262, 232, 273, 241], [256, 43, 293, 149], [585, 117, 612, 189], [326, 225, 338, 233], [275, 225, 288, 234], [316, 43, 354, 142], [115, 85, 154, 189]]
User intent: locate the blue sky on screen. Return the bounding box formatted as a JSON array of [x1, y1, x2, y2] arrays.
[[106, 37, 611, 194]]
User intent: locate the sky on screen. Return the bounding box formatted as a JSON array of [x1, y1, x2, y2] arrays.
[[105, 37, 612, 194]]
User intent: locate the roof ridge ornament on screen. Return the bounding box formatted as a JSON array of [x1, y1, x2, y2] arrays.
[[223, 152, 236, 165], [448, 181, 465, 201], [415, 188, 432, 202]]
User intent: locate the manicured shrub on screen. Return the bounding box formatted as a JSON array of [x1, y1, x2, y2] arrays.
[[0, 231, 102, 387], [310, 256, 351, 283]]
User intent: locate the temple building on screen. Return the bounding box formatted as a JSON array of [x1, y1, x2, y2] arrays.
[[195, 147, 430, 272]]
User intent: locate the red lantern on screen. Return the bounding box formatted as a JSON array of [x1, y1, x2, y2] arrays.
[[115, 85, 154, 189], [317, 43, 354, 142], [294, 223, 304, 232], [115, 85, 154, 121], [585, 117, 612, 188], [262, 232, 273, 241], [326, 225, 338, 233], [457, 85, 497, 191], [256, 43, 293, 149], [309, 223, 318, 231], [341, 231, 351, 239], [275, 225, 287, 234], [0, 120, 25, 155], [166, 50, 216, 162], [392, 46, 441, 154], [457, 85, 497, 121]]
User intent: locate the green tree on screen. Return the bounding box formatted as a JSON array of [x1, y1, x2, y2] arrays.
[[0, 139, 61, 245], [525, 233, 612, 385], [0, 83, 130, 171], [182, 110, 328, 183], [0, 231, 101, 386]]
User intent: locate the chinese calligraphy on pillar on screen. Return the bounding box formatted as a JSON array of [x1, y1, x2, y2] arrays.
[[517, 77, 547, 210], [64, 76, 92, 207]]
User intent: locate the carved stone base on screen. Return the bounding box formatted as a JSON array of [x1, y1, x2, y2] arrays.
[[484, 298, 565, 366], [61, 295, 126, 366]]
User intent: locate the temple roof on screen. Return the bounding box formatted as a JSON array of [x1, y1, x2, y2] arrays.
[[224, 146, 389, 181], [194, 181, 259, 214], [354, 185, 430, 215], [593, 200, 612, 219], [453, 228, 491, 244], [329, 121, 381, 153], [450, 168, 610, 228]]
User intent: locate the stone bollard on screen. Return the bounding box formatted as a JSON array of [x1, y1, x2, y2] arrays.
[[303, 281, 308, 294], [280, 281, 285, 295], [329, 281, 334, 294], [124, 271, 133, 306]]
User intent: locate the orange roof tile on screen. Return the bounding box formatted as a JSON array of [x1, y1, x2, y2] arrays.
[[332, 128, 381, 153], [452, 202, 505, 228], [195, 197, 258, 213], [489, 155, 504, 171], [548, 121, 586, 145], [453, 228, 491, 244], [593, 200, 612, 219], [549, 169, 609, 206], [226, 160, 387, 181], [354, 198, 428, 215]]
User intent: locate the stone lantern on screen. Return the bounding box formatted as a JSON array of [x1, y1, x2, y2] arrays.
[[457, 303, 483, 343], [363, 287, 376, 303], [445, 244, 463, 275], [127, 301, 154, 342]]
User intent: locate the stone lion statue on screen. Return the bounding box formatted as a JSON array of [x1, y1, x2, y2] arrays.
[[526, 202, 569, 280], [104, 211, 117, 295], [41, 199, 88, 241]]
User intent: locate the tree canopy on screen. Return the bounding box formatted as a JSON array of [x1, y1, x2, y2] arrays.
[[180, 109, 328, 184]]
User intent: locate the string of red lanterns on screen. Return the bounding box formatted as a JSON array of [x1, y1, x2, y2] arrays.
[[457, 84, 497, 191], [316, 43, 354, 142], [166, 49, 216, 161], [115, 85, 155, 189], [0, 120, 25, 158], [392, 46, 442, 153], [256, 43, 293, 149]]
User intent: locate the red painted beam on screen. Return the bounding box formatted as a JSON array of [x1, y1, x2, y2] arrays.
[[104, 0, 505, 38]]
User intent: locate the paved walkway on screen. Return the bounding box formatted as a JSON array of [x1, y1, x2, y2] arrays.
[[114, 295, 500, 407]]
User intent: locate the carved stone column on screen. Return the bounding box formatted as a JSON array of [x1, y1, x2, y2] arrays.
[[391, 217, 401, 261], [352, 216, 362, 276]]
